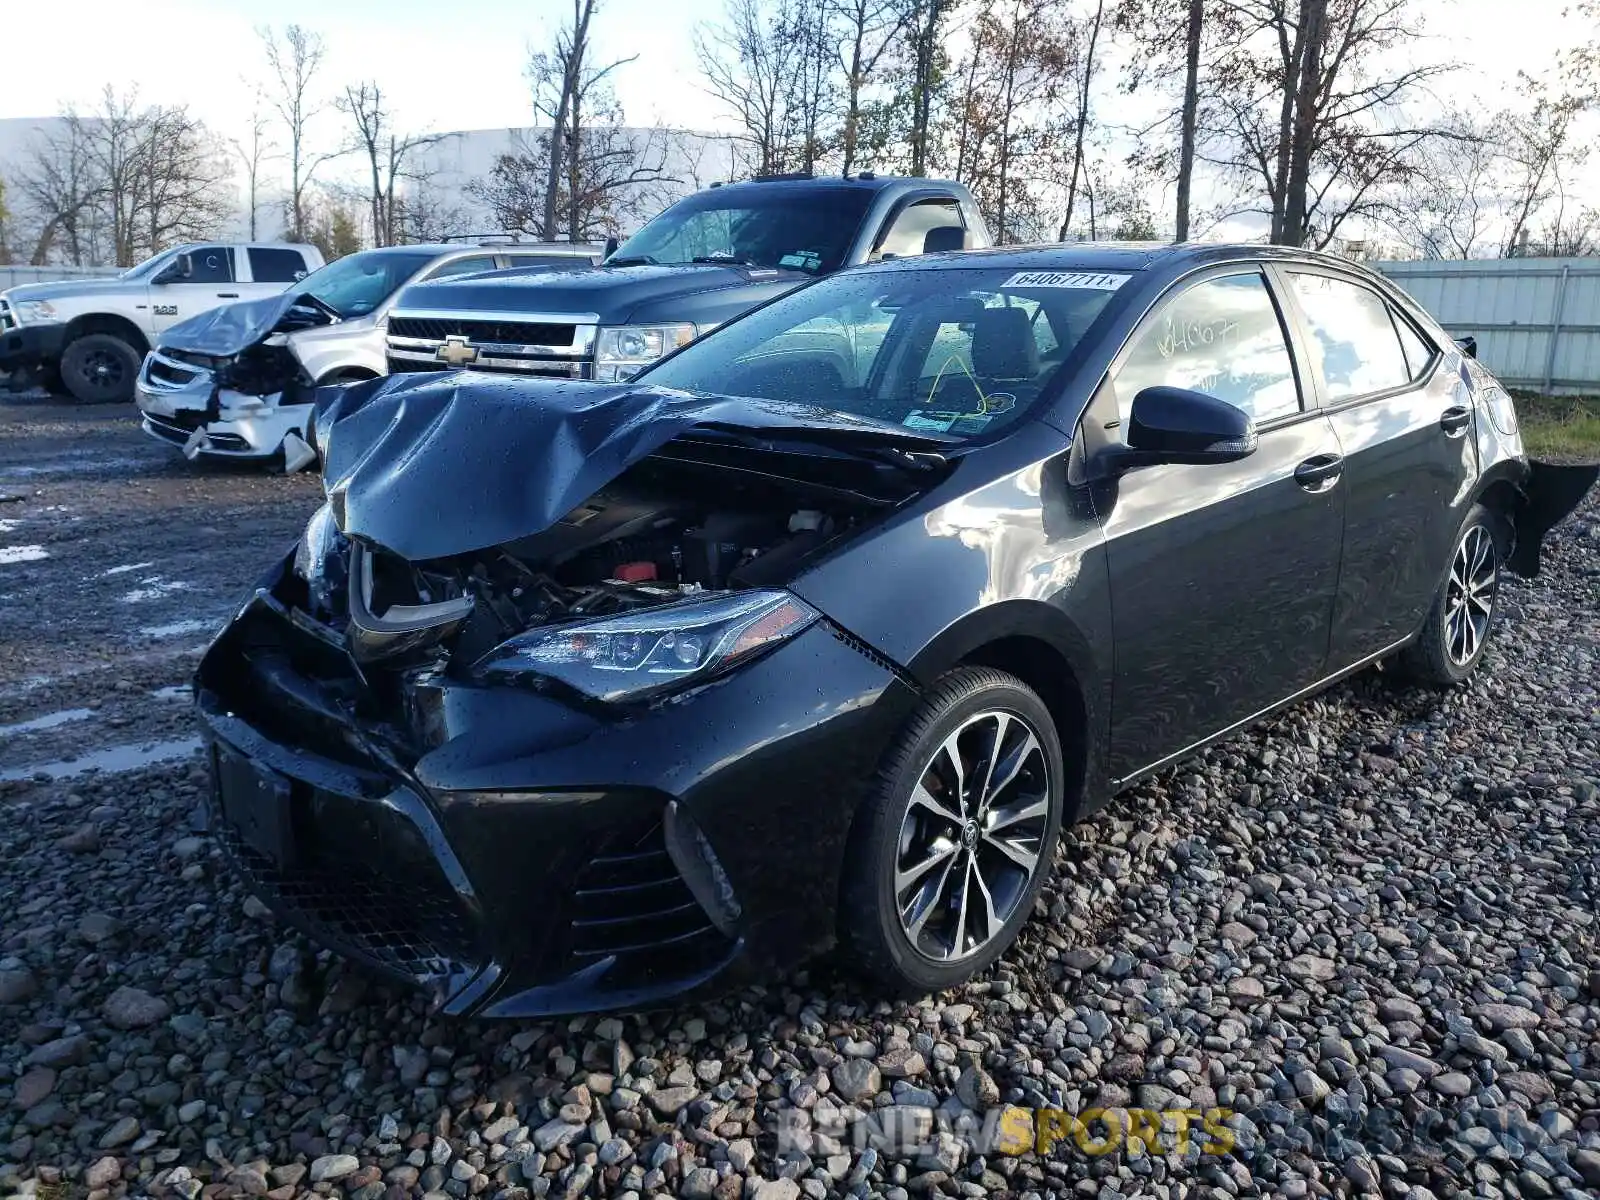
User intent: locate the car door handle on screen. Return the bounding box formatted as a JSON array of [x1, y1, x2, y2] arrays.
[[1440, 405, 1471, 436], [216, 292, 239, 299], [1294, 453, 1344, 493]]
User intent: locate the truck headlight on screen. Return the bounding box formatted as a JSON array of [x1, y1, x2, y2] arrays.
[[13, 300, 57, 324], [593, 323, 697, 382], [475, 589, 818, 703]]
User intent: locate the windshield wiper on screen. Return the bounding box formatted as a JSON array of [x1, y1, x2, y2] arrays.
[[689, 424, 953, 472], [605, 254, 659, 266], [691, 254, 759, 266]]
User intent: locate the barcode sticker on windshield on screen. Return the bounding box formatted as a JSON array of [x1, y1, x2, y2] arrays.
[[1003, 271, 1128, 290]]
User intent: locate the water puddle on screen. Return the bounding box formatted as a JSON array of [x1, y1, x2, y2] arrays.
[[140, 618, 214, 639], [0, 708, 95, 737], [0, 519, 20, 534], [0, 456, 148, 478], [0, 545, 48, 564], [151, 685, 193, 702], [0, 736, 203, 783], [104, 562, 155, 576], [121, 578, 192, 603]]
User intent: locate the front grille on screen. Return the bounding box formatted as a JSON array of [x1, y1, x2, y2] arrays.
[[144, 410, 207, 438], [385, 353, 589, 380], [565, 817, 731, 984], [0, 300, 13, 332], [211, 793, 481, 985], [149, 357, 202, 387], [389, 317, 576, 346]]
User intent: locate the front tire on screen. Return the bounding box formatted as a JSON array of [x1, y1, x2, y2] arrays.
[[1399, 504, 1503, 686], [840, 666, 1064, 996], [60, 333, 141, 404]]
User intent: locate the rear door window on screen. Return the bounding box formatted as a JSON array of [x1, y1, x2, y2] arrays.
[[876, 199, 964, 260], [1113, 271, 1302, 425], [1288, 272, 1412, 401], [247, 247, 309, 283], [425, 255, 498, 280]]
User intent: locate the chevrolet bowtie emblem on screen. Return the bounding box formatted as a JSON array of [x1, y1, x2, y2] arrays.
[[436, 335, 478, 367]]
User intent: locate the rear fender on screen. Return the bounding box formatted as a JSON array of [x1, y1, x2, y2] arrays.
[[1507, 460, 1599, 578]]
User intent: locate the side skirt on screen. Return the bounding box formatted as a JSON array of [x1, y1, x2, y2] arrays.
[[1106, 635, 1414, 795]]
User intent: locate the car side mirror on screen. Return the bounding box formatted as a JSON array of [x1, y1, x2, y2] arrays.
[[154, 252, 193, 285], [1455, 335, 1478, 360], [603, 235, 619, 260], [1110, 386, 1259, 470]]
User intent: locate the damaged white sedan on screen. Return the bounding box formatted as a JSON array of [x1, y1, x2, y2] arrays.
[[135, 242, 603, 470]]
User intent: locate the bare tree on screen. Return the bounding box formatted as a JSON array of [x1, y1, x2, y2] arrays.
[[903, 0, 951, 176], [467, 122, 675, 240], [338, 82, 441, 246], [1497, 76, 1589, 257], [1058, 0, 1104, 240], [696, 0, 818, 175], [0, 173, 12, 265], [831, 0, 906, 174], [1204, 0, 1457, 248], [945, 0, 1073, 241], [533, 0, 605, 238], [230, 102, 277, 240], [14, 118, 101, 264], [259, 24, 333, 241]]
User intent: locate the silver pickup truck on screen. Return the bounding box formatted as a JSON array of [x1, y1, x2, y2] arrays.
[[1, 242, 325, 403]]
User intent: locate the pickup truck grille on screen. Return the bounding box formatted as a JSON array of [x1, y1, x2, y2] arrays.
[[385, 311, 596, 380], [388, 317, 576, 346]]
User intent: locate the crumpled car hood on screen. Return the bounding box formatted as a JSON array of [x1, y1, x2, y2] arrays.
[[314, 371, 952, 561], [158, 292, 330, 356]]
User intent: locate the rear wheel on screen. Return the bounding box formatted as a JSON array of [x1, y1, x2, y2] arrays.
[[60, 333, 141, 404], [840, 667, 1064, 995], [1399, 504, 1503, 685]]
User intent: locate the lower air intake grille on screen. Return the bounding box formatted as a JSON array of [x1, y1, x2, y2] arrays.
[[212, 797, 481, 985], [566, 817, 733, 984]]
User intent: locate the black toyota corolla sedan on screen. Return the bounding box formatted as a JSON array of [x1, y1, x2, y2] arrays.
[[194, 243, 1597, 1017]]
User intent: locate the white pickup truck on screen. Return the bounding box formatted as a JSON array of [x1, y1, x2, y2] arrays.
[[0, 241, 325, 403]]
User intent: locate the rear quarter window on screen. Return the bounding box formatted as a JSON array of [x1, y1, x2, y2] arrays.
[[249, 247, 311, 284]]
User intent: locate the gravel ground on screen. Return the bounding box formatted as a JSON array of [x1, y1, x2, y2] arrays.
[[1, 397, 1598, 1200]]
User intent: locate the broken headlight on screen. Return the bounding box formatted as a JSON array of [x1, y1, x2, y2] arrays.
[[292, 502, 348, 614], [475, 589, 819, 702]]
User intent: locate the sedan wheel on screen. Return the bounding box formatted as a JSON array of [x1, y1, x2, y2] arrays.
[[1400, 504, 1503, 686], [842, 666, 1064, 995], [1444, 524, 1497, 666]]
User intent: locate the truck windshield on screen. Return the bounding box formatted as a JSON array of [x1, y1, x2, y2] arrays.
[[297, 249, 439, 317], [609, 188, 875, 273], [640, 265, 1129, 440]]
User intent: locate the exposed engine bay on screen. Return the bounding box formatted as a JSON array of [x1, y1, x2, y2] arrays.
[[297, 457, 860, 669]]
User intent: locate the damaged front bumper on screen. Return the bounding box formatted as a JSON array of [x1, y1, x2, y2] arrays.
[[194, 555, 916, 1017], [136, 350, 315, 467]]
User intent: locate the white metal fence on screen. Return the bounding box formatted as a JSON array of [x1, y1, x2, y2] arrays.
[[0, 265, 124, 288], [1374, 257, 1600, 396]]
